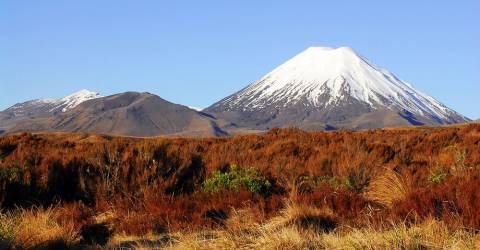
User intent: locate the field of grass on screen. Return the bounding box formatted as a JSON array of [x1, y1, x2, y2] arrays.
[[0, 202, 478, 249], [0, 124, 479, 249]]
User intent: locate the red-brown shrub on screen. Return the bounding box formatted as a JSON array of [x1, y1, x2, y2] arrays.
[[0, 124, 479, 233]]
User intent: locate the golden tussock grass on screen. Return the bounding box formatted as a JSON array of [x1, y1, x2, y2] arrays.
[[263, 201, 338, 234], [0, 203, 477, 250], [0, 207, 79, 249], [365, 168, 410, 208], [224, 207, 263, 232], [164, 208, 479, 250], [154, 198, 479, 249]]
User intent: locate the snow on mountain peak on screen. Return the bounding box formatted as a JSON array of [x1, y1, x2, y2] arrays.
[[60, 89, 101, 101], [217, 46, 460, 121], [55, 89, 103, 112]]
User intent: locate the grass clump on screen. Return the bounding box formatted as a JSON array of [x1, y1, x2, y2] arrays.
[[365, 168, 409, 208], [0, 166, 23, 183], [0, 207, 79, 249], [266, 202, 338, 234], [202, 164, 271, 194], [343, 166, 371, 193]]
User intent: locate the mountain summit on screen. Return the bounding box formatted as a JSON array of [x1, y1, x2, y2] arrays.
[[205, 47, 468, 130], [0, 91, 228, 137], [0, 89, 102, 133], [54, 89, 103, 112], [4, 89, 102, 118]]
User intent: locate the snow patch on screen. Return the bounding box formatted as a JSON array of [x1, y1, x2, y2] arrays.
[[187, 106, 202, 111], [53, 89, 103, 112]]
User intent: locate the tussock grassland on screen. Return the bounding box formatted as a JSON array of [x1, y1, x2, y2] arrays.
[[1, 204, 478, 250], [0, 124, 479, 249], [166, 213, 479, 250], [0, 207, 78, 249]]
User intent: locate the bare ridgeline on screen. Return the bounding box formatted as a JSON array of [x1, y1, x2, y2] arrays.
[[0, 48, 478, 249]]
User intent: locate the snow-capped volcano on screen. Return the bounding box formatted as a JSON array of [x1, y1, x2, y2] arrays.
[[206, 47, 468, 130]]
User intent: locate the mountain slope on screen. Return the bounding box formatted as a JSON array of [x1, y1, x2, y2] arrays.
[[7, 92, 228, 137], [52, 89, 103, 112], [0, 90, 102, 134], [3, 89, 102, 117], [205, 47, 469, 130]]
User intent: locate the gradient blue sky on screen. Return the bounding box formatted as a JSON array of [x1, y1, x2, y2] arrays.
[[1, 1, 479, 118]]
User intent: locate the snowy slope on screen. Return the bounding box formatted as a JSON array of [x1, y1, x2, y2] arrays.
[[0, 89, 102, 134], [2, 89, 102, 119], [206, 47, 468, 129], [52, 89, 103, 112], [5, 99, 56, 117]]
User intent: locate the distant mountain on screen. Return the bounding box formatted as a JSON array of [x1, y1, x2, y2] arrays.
[[0, 90, 102, 134], [1, 91, 228, 137], [4, 89, 102, 116], [205, 47, 469, 130], [53, 89, 103, 112]]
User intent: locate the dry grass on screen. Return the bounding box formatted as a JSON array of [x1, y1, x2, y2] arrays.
[[0, 207, 79, 249], [102, 193, 475, 249], [224, 207, 263, 232], [163, 213, 479, 250], [1, 125, 480, 231], [0, 200, 476, 250], [321, 218, 479, 250], [365, 168, 410, 208], [107, 200, 479, 249], [1, 125, 480, 249], [264, 201, 338, 234]]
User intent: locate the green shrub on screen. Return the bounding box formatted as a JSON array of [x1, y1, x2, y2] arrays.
[[297, 175, 342, 191], [427, 170, 446, 184], [202, 164, 271, 194], [343, 166, 371, 193], [0, 167, 22, 183]]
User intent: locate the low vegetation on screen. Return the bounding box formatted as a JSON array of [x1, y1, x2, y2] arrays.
[[202, 164, 272, 194], [427, 169, 447, 184], [0, 124, 478, 248], [167, 208, 479, 250], [0, 207, 78, 249]]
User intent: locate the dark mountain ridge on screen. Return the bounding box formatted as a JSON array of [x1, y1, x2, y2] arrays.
[[2, 92, 228, 137]]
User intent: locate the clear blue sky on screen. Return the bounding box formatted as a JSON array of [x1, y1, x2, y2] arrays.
[[1, 1, 479, 118]]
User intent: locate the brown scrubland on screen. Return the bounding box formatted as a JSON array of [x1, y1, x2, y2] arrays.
[[0, 124, 479, 249]]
